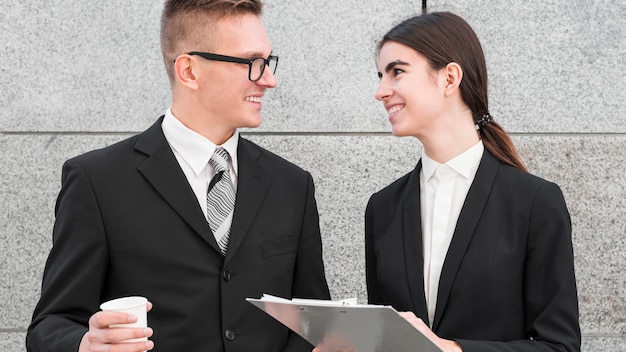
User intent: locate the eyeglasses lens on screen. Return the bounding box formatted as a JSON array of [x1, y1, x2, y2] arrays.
[[250, 57, 277, 81]]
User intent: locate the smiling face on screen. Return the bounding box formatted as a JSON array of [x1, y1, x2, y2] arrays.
[[198, 13, 277, 131], [375, 41, 447, 138]]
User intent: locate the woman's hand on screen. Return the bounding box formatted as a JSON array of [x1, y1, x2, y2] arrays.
[[399, 312, 463, 352]]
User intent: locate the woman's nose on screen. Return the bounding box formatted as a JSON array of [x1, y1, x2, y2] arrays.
[[375, 82, 392, 101]]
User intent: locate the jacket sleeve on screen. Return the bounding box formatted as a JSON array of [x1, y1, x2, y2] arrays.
[[283, 172, 331, 352], [365, 194, 384, 305], [457, 181, 581, 352], [26, 158, 108, 352]]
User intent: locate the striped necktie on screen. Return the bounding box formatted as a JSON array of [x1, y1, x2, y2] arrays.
[[207, 147, 235, 255]]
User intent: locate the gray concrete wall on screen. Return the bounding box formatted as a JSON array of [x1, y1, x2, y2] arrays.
[[1, 1, 624, 351]]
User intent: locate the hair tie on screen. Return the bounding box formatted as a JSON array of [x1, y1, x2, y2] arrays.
[[475, 112, 493, 130]]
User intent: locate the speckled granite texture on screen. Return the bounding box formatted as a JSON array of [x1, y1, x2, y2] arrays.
[[1, 1, 624, 351]]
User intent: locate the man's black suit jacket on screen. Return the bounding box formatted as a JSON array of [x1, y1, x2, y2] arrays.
[[27, 118, 330, 351], [365, 150, 581, 352]]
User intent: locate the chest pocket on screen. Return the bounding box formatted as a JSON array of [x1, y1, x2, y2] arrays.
[[261, 236, 297, 258]]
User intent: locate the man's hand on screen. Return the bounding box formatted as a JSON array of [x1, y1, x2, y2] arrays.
[[313, 332, 355, 352], [78, 302, 154, 352]]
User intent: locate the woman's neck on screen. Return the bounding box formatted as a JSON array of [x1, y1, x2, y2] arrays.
[[419, 109, 479, 164]]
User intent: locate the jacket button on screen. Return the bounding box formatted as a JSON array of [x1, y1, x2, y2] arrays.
[[222, 271, 231, 281], [224, 329, 235, 341]]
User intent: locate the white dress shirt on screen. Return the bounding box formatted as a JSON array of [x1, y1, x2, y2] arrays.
[[161, 108, 239, 222], [420, 141, 484, 326]]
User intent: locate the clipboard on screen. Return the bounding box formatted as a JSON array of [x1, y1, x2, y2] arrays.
[[247, 294, 442, 352]]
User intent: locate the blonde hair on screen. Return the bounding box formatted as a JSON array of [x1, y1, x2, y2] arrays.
[[160, 0, 263, 83]]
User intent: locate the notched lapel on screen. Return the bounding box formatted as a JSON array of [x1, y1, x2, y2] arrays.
[[433, 151, 499, 330], [402, 161, 430, 323], [135, 119, 220, 252], [224, 139, 270, 262]]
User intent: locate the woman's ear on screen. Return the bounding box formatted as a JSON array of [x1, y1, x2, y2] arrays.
[[443, 62, 463, 97]]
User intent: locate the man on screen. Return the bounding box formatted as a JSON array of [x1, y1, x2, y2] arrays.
[[26, 0, 330, 351]]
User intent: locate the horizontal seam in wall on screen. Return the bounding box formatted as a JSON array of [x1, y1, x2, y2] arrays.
[[582, 333, 626, 338], [2, 132, 626, 137]]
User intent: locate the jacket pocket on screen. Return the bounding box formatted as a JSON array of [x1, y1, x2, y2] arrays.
[[261, 236, 297, 258]]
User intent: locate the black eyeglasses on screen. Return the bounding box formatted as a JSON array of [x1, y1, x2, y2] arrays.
[[187, 52, 278, 82]]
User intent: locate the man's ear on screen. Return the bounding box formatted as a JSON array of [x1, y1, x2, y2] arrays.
[[443, 62, 463, 97], [174, 55, 200, 90]]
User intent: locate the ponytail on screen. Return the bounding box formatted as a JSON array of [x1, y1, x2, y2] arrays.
[[478, 118, 527, 172]]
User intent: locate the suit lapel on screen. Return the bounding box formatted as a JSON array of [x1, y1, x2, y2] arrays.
[[401, 161, 431, 324], [432, 151, 499, 330], [135, 118, 220, 252], [224, 138, 270, 263]]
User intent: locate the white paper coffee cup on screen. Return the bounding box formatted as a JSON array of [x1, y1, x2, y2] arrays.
[[100, 296, 148, 342]]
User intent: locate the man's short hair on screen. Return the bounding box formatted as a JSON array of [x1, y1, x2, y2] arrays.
[[160, 0, 264, 83]]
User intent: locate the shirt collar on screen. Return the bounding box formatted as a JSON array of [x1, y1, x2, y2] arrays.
[[422, 140, 484, 182], [162, 108, 239, 176]]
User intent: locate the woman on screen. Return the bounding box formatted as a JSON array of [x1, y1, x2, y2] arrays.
[[365, 12, 581, 352]]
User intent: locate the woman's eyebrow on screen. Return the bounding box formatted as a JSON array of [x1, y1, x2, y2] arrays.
[[383, 60, 409, 74]]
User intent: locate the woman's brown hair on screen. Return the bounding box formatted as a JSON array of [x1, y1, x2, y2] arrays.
[[379, 12, 527, 172]]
